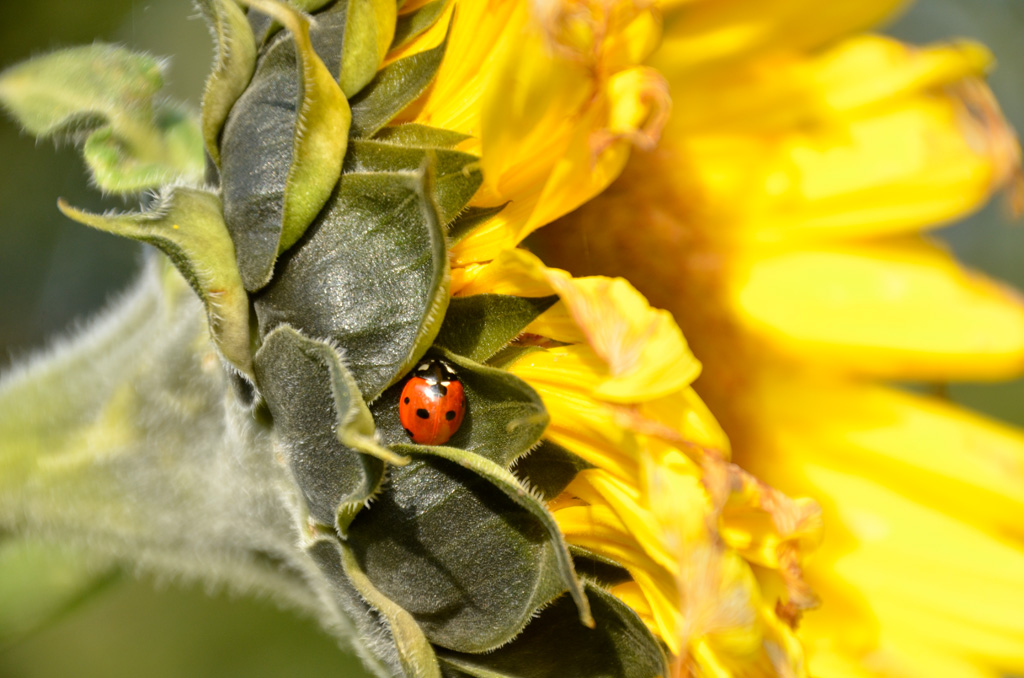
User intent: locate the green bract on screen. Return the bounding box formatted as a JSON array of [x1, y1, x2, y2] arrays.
[[0, 2, 666, 677]]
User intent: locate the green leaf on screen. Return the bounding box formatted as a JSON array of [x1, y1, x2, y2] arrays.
[[349, 19, 450, 137], [82, 102, 204, 194], [196, 0, 258, 167], [345, 451, 568, 653], [58, 187, 253, 376], [434, 295, 557, 363], [568, 546, 632, 588], [223, 0, 351, 290], [247, 0, 339, 46], [396, 442, 593, 631], [253, 326, 404, 535], [339, 541, 442, 678], [344, 139, 481, 224], [437, 585, 668, 678], [512, 439, 592, 501], [254, 170, 449, 401], [391, 0, 448, 52], [447, 204, 507, 244], [373, 123, 469, 149], [305, 538, 407, 678], [342, 0, 398, 97], [0, 44, 204, 192]]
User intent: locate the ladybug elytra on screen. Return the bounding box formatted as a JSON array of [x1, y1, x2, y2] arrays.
[[399, 358, 466, 445]]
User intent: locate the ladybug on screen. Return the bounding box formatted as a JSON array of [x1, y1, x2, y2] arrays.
[[399, 358, 466, 445]]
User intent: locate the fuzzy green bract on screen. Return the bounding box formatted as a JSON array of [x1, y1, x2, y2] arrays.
[[0, 2, 666, 677]]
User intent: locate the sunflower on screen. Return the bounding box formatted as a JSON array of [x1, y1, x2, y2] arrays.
[[3, 0, 1022, 676], [524, 2, 1024, 676]]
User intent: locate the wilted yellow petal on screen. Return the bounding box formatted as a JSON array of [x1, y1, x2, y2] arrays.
[[730, 238, 1024, 379]]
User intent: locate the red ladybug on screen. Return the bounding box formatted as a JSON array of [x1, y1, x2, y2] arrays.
[[399, 359, 466, 445]]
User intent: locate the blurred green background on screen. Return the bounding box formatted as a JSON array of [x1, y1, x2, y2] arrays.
[[0, 1, 1021, 676]]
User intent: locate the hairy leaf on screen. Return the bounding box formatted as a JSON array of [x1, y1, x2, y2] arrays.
[[373, 123, 469, 149], [254, 170, 449, 401], [223, 0, 350, 291], [0, 44, 203, 191], [436, 585, 667, 678], [344, 452, 568, 653], [349, 21, 449, 137], [434, 295, 557, 363], [339, 540, 442, 678], [58, 187, 253, 376], [196, 0, 258, 166], [254, 326, 404, 535], [513, 439, 592, 501], [391, 0, 448, 51], [344, 139, 481, 224], [447, 204, 507, 244], [342, 0, 398, 96]]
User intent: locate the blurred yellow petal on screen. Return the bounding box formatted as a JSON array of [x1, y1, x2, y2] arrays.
[[664, 36, 991, 133], [794, 466, 1024, 671], [730, 239, 1024, 379], [657, 0, 904, 73], [758, 377, 1024, 543]]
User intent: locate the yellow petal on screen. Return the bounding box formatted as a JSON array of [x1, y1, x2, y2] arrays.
[[522, 301, 587, 344], [729, 238, 1024, 379], [664, 37, 992, 134], [796, 466, 1024, 670], [756, 377, 1024, 543], [656, 0, 904, 75]]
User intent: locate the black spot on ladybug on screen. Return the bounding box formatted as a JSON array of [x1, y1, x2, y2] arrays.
[[416, 408, 430, 419], [404, 428, 414, 438], [446, 410, 456, 421], [404, 397, 410, 404], [436, 383, 448, 396]]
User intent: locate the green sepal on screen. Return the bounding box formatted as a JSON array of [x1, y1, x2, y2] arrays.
[[0, 44, 204, 192], [447, 204, 507, 244], [345, 450, 568, 653], [349, 18, 450, 138], [395, 442, 592, 630], [339, 541, 442, 678], [512, 439, 592, 501], [342, 0, 398, 97], [247, 0, 338, 46], [344, 139, 481, 224], [436, 585, 668, 678], [253, 325, 405, 535], [196, 0, 258, 167], [568, 546, 632, 588], [230, 0, 351, 288], [373, 123, 469, 149], [305, 538, 410, 678], [434, 295, 557, 363], [391, 0, 448, 52], [254, 169, 449, 401], [57, 187, 253, 376]]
